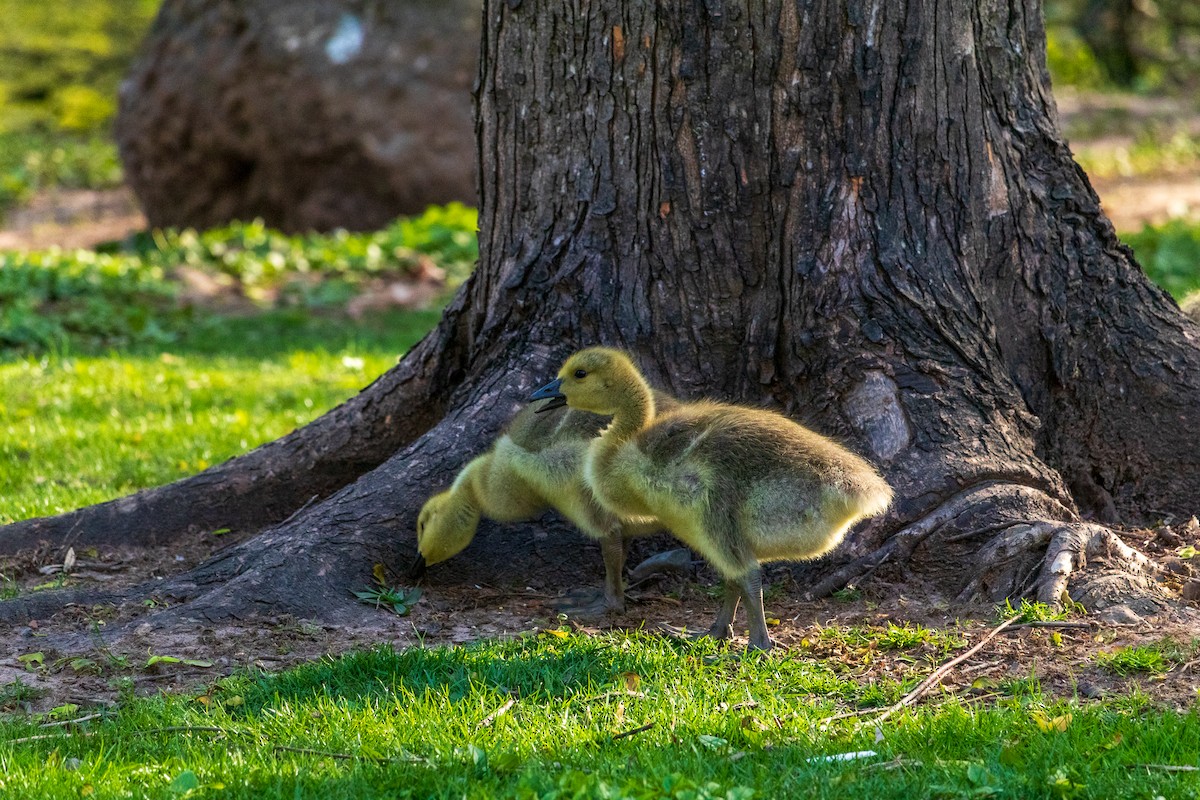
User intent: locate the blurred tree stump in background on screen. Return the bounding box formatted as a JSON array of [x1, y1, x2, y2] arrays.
[[116, 0, 480, 233]]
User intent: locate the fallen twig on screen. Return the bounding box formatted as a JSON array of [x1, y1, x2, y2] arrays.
[[873, 617, 1017, 725], [39, 712, 103, 728], [863, 756, 924, 771], [476, 698, 516, 729], [612, 722, 655, 740], [1127, 764, 1199, 772], [806, 750, 879, 764], [4, 731, 92, 745], [581, 690, 646, 703], [818, 707, 879, 725], [275, 744, 357, 760], [1007, 620, 1092, 630], [273, 744, 425, 763]]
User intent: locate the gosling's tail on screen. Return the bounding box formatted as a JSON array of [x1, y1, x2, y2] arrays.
[[850, 472, 894, 521]]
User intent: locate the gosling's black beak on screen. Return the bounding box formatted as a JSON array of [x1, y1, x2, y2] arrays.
[[407, 553, 427, 580], [530, 378, 567, 413]]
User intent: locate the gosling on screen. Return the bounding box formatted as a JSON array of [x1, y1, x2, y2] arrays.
[[530, 347, 893, 650], [412, 395, 673, 614]]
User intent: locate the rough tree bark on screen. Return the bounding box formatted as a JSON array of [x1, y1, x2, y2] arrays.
[[3, 0, 1198, 630]]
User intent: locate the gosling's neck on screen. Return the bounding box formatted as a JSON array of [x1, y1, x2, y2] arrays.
[[600, 370, 656, 445], [448, 457, 487, 528]]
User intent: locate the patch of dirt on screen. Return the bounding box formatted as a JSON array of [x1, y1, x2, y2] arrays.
[[0, 187, 145, 251], [1092, 171, 1200, 232], [2, 526, 1197, 718]]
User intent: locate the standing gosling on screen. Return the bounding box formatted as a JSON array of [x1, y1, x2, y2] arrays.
[[530, 347, 893, 650], [413, 396, 673, 613]]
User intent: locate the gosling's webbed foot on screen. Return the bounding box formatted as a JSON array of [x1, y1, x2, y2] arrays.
[[706, 622, 735, 640], [746, 632, 775, 652], [552, 587, 624, 618], [657, 623, 731, 643], [627, 548, 695, 584]]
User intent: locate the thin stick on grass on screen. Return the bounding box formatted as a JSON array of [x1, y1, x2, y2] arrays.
[[476, 697, 515, 729], [872, 617, 1017, 725], [6, 724, 234, 745], [612, 722, 655, 740], [818, 707, 882, 725], [580, 690, 646, 704], [275, 745, 358, 760], [5, 732, 92, 745], [39, 712, 104, 728], [273, 744, 426, 763]]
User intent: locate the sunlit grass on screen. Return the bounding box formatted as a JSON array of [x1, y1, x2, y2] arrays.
[[1074, 130, 1200, 181], [0, 309, 440, 524], [0, 633, 1197, 799]]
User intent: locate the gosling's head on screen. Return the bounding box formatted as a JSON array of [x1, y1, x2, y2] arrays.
[[410, 490, 475, 578], [530, 347, 645, 415]]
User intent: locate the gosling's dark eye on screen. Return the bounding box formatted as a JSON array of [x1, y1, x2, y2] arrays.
[[573, 369, 587, 379]]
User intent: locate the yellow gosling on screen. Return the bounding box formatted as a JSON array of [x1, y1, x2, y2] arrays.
[[531, 347, 893, 650], [414, 393, 674, 613]]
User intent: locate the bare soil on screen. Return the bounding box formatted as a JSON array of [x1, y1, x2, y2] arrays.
[[0, 187, 145, 251], [1092, 172, 1200, 231]]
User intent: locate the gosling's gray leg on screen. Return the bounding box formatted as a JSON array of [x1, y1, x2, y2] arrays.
[[600, 531, 627, 613], [553, 532, 627, 617], [706, 580, 741, 640], [738, 567, 774, 651]]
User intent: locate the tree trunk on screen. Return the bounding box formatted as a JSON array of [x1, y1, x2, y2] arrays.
[[3, 0, 1198, 630]]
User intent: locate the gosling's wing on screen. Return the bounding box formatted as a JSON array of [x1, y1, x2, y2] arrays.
[[504, 404, 609, 452], [638, 404, 864, 485], [657, 404, 890, 511]]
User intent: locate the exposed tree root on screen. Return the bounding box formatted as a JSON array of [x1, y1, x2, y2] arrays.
[[0, 588, 127, 626], [806, 481, 1169, 620]]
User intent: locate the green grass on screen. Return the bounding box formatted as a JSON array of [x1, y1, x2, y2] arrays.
[[998, 599, 1084, 624], [0, 679, 46, 712], [0, 131, 124, 211], [0, 633, 1197, 799], [1122, 218, 1200, 300], [1074, 129, 1200, 182], [1093, 638, 1197, 678], [809, 623, 967, 658], [0, 205, 477, 354], [0, 204, 474, 524], [0, 309, 439, 524], [0, 0, 160, 211]]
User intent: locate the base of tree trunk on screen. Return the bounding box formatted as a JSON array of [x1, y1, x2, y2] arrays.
[[1, 478, 1182, 658]]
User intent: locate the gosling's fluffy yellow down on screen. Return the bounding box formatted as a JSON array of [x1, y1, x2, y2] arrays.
[[531, 347, 893, 649], [414, 393, 674, 612]]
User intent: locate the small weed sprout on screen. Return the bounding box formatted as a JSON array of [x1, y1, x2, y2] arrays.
[[0, 679, 48, 711], [1093, 638, 1193, 677], [353, 566, 422, 616]]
